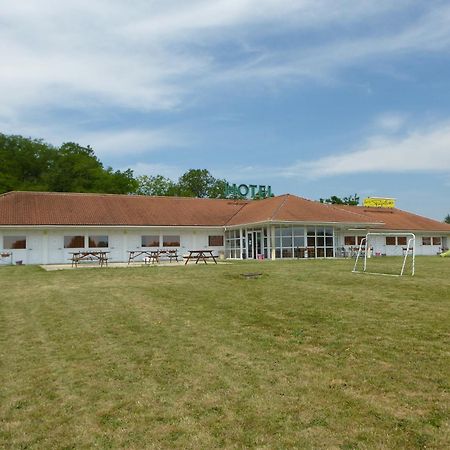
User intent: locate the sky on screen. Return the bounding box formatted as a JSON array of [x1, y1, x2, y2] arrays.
[[1, 0, 450, 220]]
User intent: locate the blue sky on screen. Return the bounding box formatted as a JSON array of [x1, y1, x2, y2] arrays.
[[1, 0, 450, 219]]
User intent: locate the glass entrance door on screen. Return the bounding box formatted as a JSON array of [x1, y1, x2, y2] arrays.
[[247, 231, 262, 259]]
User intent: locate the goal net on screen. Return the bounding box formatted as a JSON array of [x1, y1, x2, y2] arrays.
[[352, 233, 416, 277]]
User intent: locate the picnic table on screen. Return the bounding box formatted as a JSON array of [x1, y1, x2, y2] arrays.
[[184, 250, 217, 265], [127, 250, 159, 265], [0, 251, 13, 265], [157, 249, 179, 262], [70, 251, 109, 267], [127, 249, 179, 265]]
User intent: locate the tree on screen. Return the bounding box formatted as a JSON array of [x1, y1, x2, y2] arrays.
[[444, 214, 450, 224], [176, 169, 227, 198], [47, 142, 137, 194], [0, 133, 55, 193], [47, 142, 104, 192], [134, 175, 177, 196], [0, 133, 137, 194], [319, 194, 360, 206]]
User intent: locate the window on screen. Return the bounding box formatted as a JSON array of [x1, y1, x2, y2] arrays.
[[386, 236, 396, 246], [208, 235, 224, 246], [274, 226, 333, 259], [345, 236, 365, 245], [163, 235, 180, 247], [142, 235, 159, 247], [3, 236, 26, 249], [386, 236, 410, 246], [225, 230, 241, 258], [64, 236, 85, 248], [88, 235, 109, 248], [422, 236, 442, 246]]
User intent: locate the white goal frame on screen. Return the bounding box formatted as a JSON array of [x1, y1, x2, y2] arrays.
[[352, 232, 416, 277]]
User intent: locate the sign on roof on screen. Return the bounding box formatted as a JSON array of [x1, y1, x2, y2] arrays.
[[363, 197, 395, 208], [225, 183, 273, 199]]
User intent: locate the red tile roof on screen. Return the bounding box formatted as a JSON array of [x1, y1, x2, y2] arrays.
[[333, 205, 450, 232], [0, 191, 248, 226], [225, 194, 382, 226], [1, 191, 449, 232]]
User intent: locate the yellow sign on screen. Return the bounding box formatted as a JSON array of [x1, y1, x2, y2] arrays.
[[363, 197, 395, 208]]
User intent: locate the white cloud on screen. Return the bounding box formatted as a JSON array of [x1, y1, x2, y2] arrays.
[[1, 0, 448, 118], [281, 120, 450, 178], [128, 162, 183, 180], [373, 113, 408, 133], [0, 114, 185, 161], [3, 0, 450, 166], [217, 4, 450, 84], [76, 128, 188, 158]]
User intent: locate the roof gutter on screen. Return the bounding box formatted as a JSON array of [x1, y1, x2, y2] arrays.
[[224, 219, 384, 230], [0, 224, 225, 230]]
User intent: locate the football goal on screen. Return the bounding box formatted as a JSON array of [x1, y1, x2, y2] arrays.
[[352, 232, 416, 277]]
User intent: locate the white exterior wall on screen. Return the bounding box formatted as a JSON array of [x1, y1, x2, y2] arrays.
[[1, 226, 449, 265], [0, 227, 225, 265], [336, 230, 449, 256]]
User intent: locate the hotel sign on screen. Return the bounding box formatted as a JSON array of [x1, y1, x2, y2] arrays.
[[225, 183, 273, 199], [363, 197, 395, 208]]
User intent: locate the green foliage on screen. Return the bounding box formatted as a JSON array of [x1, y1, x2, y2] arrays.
[[0, 134, 54, 193], [444, 214, 450, 224], [319, 194, 360, 206], [0, 133, 137, 194], [176, 169, 227, 198], [133, 169, 228, 198], [1, 133, 229, 199], [133, 175, 177, 196]]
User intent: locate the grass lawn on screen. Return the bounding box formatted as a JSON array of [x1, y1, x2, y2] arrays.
[[0, 258, 449, 449]]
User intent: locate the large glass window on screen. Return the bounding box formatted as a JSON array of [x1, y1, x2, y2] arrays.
[[142, 235, 159, 247], [88, 235, 109, 248], [422, 237, 431, 245], [433, 237, 442, 246], [163, 235, 180, 247], [274, 226, 334, 259], [208, 235, 224, 246], [64, 236, 85, 248], [225, 230, 241, 258], [3, 236, 26, 249]]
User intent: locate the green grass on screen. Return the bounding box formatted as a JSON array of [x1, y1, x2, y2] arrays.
[[0, 258, 449, 449]]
